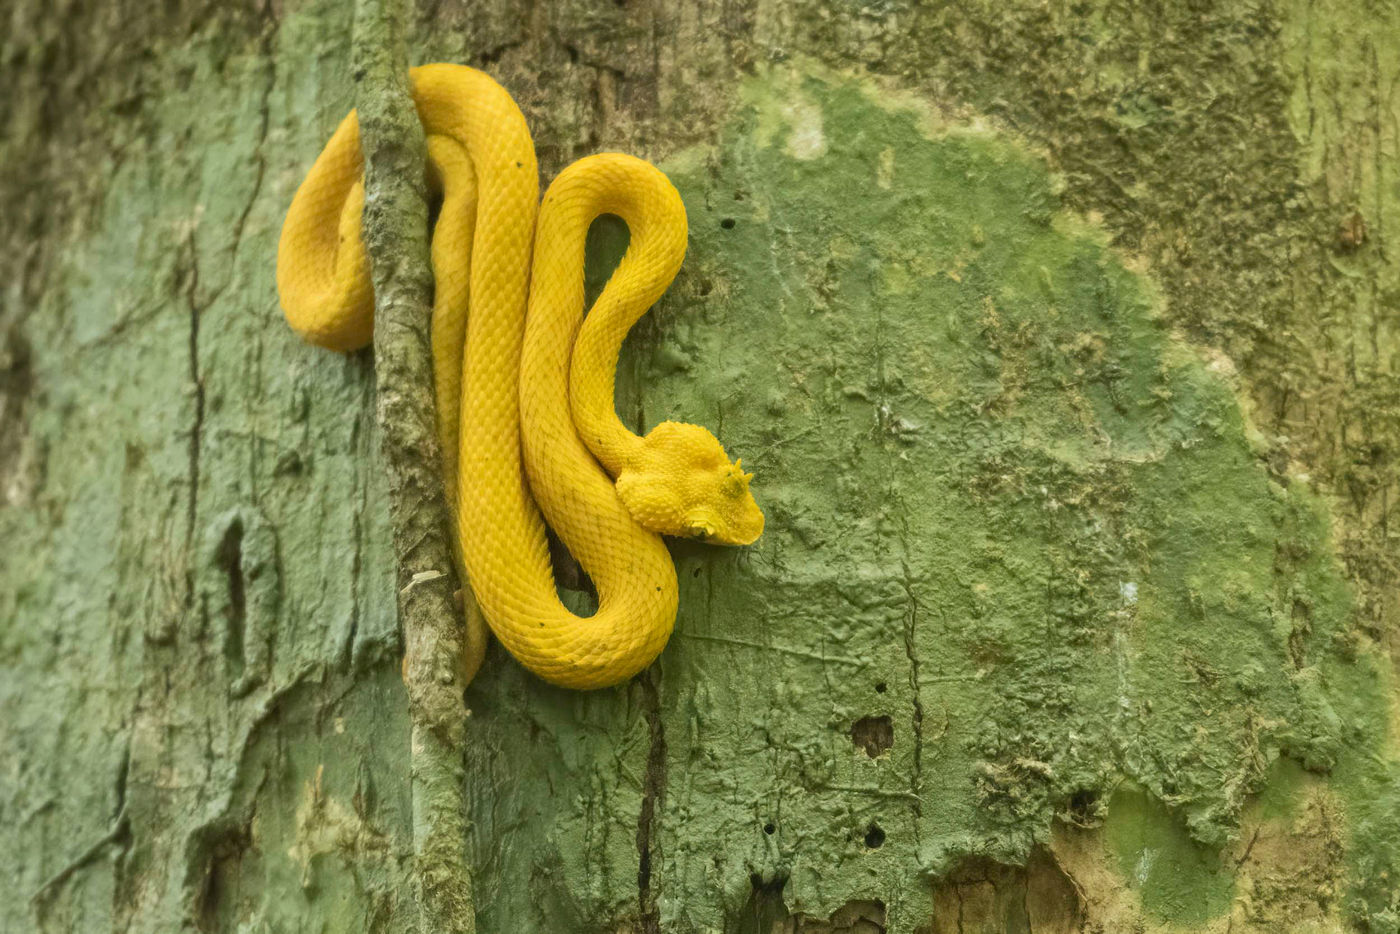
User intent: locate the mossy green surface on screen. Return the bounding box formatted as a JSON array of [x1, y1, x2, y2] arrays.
[[1103, 784, 1235, 924], [457, 71, 1400, 932]]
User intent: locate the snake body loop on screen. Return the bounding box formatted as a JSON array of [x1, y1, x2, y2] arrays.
[[277, 64, 763, 689]]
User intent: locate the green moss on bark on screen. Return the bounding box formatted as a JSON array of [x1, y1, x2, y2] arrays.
[[457, 69, 1399, 933]]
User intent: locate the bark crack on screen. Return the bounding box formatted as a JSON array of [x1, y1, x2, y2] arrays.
[[898, 550, 925, 833], [635, 667, 667, 933], [875, 253, 924, 841], [183, 229, 206, 611], [227, 8, 278, 264], [29, 742, 133, 912]]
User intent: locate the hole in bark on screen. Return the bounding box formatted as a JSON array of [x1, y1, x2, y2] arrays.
[[192, 823, 252, 931], [0, 325, 35, 498], [850, 715, 894, 758], [863, 823, 885, 848], [720, 217, 736, 229], [1066, 789, 1101, 827], [763, 822, 775, 835], [874, 681, 887, 693], [214, 518, 246, 675]]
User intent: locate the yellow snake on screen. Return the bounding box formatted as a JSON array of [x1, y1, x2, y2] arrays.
[[277, 64, 764, 689]]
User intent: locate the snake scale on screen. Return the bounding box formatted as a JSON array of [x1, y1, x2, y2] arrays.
[[277, 63, 764, 689]]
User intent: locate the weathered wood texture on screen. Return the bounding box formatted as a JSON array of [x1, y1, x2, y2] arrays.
[[3, 1, 1400, 932]]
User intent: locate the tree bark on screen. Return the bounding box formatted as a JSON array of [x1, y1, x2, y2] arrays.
[[4, 2, 1400, 933]]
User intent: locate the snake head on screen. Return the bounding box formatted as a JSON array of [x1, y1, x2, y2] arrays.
[[616, 421, 765, 546]]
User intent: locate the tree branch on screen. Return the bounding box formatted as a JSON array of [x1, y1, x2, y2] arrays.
[[350, 2, 476, 931]]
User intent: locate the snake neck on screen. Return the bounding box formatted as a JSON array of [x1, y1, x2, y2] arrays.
[[552, 155, 688, 482], [572, 378, 647, 478]]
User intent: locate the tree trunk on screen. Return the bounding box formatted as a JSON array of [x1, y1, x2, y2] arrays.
[[4, 1, 1400, 932]]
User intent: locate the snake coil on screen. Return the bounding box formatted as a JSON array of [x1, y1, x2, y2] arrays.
[[278, 64, 763, 689]]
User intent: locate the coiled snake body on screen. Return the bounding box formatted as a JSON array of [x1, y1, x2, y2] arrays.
[[278, 64, 763, 689]]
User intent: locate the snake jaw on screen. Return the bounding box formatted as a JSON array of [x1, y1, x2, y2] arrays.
[[684, 512, 718, 541], [616, 420, 766, 546]]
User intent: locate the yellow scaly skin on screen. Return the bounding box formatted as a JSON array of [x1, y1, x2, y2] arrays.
[[277, 64, 764, 689]]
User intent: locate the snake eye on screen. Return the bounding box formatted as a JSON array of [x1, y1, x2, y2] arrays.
[[722, 460, 754, 498]]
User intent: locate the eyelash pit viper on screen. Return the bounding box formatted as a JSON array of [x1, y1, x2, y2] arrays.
[[277, 63, 764, 689]]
